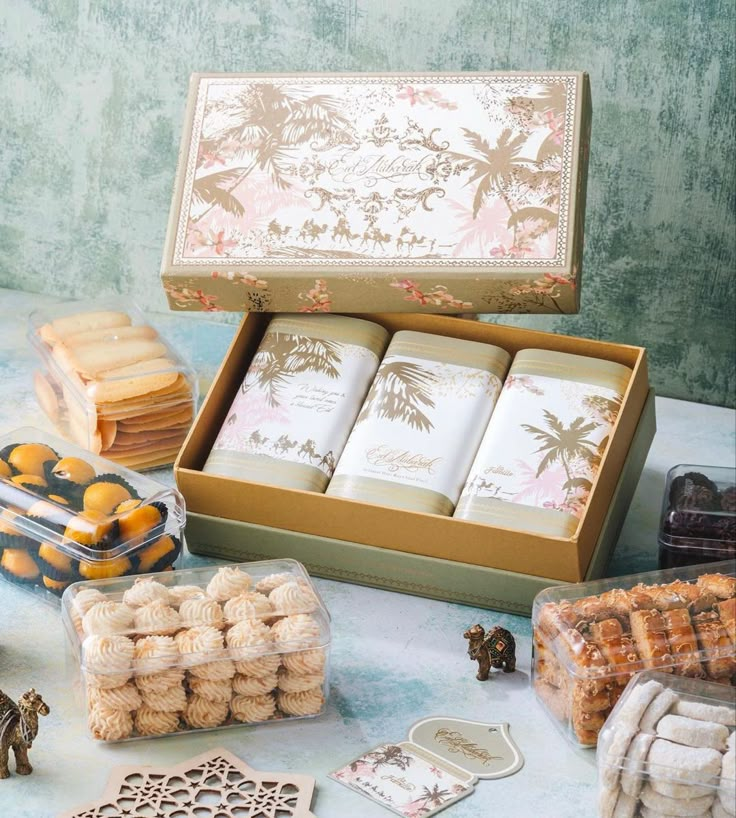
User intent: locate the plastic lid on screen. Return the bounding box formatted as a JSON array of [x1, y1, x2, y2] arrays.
[[0, 427, 185, 567], [60, 559, 331, 676], [597, 670, 734, 789], [28, 297, 197, 418], [659, 465, 736, 552], [533, 560, 736, 681]]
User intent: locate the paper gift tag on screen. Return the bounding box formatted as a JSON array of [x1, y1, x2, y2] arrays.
[[330, 717, 524, 817]]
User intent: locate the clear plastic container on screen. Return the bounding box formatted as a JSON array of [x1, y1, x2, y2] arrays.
[[0, 427, 185, 602], [29, 298, 197, 470], [597, 670, 735, 818], [60, 559, 331, 741], [658, 465, 736, 570], [532, 561, 736, 748]]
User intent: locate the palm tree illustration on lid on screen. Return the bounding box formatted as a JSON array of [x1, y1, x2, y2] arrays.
[[356, 360, 438, 432], [521, 410, 599, 504], [191, 84, 355, 225], [447, 123, 560, 252], [243, 331, 343, 407]]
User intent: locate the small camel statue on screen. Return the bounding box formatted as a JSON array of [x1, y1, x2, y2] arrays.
[[463, 624, 516, 681], [0, 688, 49, 778]]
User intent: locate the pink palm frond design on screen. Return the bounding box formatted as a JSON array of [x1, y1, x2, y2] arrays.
[[511, 459, 567, 506]]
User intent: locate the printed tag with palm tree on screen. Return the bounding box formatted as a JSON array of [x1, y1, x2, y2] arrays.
[[330, 717, 523, 817]]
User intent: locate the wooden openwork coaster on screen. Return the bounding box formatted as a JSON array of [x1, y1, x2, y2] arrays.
[[58, 747, 317, 818]]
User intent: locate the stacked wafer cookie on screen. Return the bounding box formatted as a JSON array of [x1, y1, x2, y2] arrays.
[[534, 573, 736, 746], [598, 675, 735, 818], [33, 308, 195, 470]]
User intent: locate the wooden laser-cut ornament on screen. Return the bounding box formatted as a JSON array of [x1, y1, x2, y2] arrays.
[[58, 747, 317, 818]]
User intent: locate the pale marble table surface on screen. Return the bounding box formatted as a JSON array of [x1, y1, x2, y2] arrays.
[[0, 287, 734, 818]]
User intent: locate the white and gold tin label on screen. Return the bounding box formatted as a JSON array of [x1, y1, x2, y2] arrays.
[[329, 353, 504, 512]]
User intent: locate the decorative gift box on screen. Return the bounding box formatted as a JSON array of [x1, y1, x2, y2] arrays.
[[161, 72, 591, 314], [61, 559, 330, 741], [532, 562, 735, 748], [174, 312, 652, 586], [0, 427, 185, 603]]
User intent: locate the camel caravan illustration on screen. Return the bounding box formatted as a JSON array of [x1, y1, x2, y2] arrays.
[[245, 431, 336, 474], [264, 216, 438, 255]]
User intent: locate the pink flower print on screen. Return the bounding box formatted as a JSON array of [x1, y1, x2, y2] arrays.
[[543, 111, 565, 145], [490, 243, 525, 259], [210, 229, 238, 256], [163, 284, 223, 312], [390, 278, 472, 310], [397, 85, 458, 110], [429, 766, 443, 778], [451, 783, 467, 795], [239, 273, 268, 289], [543, 272, 575, 290], [198, 149, 226, 169], [298, 278, 333, 313], [397, 85, 419, 105]]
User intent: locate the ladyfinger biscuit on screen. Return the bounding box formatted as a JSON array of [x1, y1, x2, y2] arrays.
[[34, 371, 59, 424], [39, 310, 131, 345], [640, 783, 714, 816], [56, 338, 168, 379], [656, 714, 729, 751], [697, 574, 736, 600], [640, 688, 679, 733], [630, 609, 673, 672], [86, 360, 179, 404], [693, 612, 736, 679], [63, 324, 158, 349], [99, 372, 191, 403], [663, 607, 705, 678], [620, 731, 654, 797], [672, 700, 736, 727]]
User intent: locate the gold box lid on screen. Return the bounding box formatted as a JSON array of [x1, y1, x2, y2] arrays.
[[162, 72, 591, 315]]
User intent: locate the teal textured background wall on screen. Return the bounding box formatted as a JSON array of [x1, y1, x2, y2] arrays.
[[0, 0, 734, 406]]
